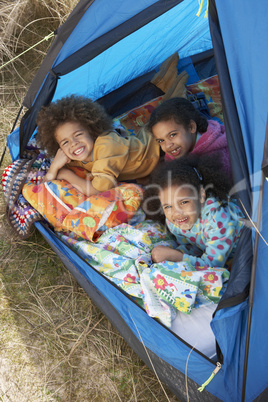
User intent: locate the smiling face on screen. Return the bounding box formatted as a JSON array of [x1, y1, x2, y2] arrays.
[[55, 121, 94, 162], [152, 118, 197, 159], [159, 184, 205, 230]]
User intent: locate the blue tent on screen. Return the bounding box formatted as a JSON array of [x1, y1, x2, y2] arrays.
[[4, 0, 268, 400]]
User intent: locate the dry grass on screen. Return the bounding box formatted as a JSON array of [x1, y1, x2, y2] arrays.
[[0, 221, 178, 401], [0, 1, 179, 401], [0, 0, 78, 84]]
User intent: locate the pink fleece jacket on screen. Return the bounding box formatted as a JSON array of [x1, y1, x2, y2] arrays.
[[165, 120, 232, 178]]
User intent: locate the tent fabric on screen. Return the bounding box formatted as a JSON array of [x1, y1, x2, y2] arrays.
[[53, 0, 185, 72], [23, 0, 183, 110], [19, 0, 212, 157], [51, 0, 212, 101], [211, 1, 268, 399], [5, 0, 268, 400], [208, 3, 251, 215], [23, 0, 94, 109]]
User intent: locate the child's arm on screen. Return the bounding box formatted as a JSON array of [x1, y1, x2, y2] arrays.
[[182, 212, 244, 269], [44, 149, 99, 196], [151, 245, 183, 263], [57, 168, 100, 196], [44, 149, 70, 182]]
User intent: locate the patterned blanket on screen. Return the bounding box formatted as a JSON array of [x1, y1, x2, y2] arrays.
[[58, 220, 229, 327], [2, 148, 49, 237], [22, 171, 144, 242]]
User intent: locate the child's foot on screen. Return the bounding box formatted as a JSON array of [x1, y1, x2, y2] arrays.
[[151, 53, 179, 93], [162, 70, 189, 100]]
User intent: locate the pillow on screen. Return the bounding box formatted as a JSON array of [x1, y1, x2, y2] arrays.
[[187, 75, 224, 123], [114, 74, 223, 136], [115, 96, 163, 135]]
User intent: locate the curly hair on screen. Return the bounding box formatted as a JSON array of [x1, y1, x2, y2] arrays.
[[36, 95, 113, 156], [142, 153, 233, 222], [147, 97, 208, 134]]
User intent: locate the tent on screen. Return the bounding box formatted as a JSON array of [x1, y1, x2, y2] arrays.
[[3, 0, 268, 400]]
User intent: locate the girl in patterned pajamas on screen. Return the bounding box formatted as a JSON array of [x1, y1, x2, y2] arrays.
[[142, 153, 244, 270]]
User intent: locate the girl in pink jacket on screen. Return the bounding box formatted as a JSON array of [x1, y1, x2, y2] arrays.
[[147, 97, 232, 179]]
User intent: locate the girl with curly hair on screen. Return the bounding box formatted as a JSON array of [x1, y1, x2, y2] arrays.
[[147, 97, 232, 178], [36, 95, 160, 196], [142, 153, 244, 269]]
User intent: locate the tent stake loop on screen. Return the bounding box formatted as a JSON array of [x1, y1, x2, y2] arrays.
[[198, 362, 221, 392]]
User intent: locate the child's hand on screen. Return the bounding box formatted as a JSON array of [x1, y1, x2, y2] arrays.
[[43, 172, 56, 182], [52, 148, 71, 170], [43, 149, 70, 182], [151, 245, 183, 263]]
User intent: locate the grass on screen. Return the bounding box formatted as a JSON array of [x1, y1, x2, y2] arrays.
[[0, 225, 177, 401], [0, 1, 179, 400]]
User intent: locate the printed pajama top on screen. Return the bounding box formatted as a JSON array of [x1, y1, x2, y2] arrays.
[[166, 197, 244, 269]]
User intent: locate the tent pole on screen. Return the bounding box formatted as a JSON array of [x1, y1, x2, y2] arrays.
[[241, 116, 268, 402]]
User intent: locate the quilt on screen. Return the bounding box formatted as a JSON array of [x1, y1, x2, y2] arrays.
[[58, 220, 229, 327], [22, 170, 144, 242]]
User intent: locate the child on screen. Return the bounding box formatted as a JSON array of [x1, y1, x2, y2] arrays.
[[36, 95, 160, 196], [147, 97, 232, 178], [142, 154, 244, 270]]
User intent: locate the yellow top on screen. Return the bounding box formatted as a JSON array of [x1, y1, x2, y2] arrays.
[[68, 127, 159, 192]]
